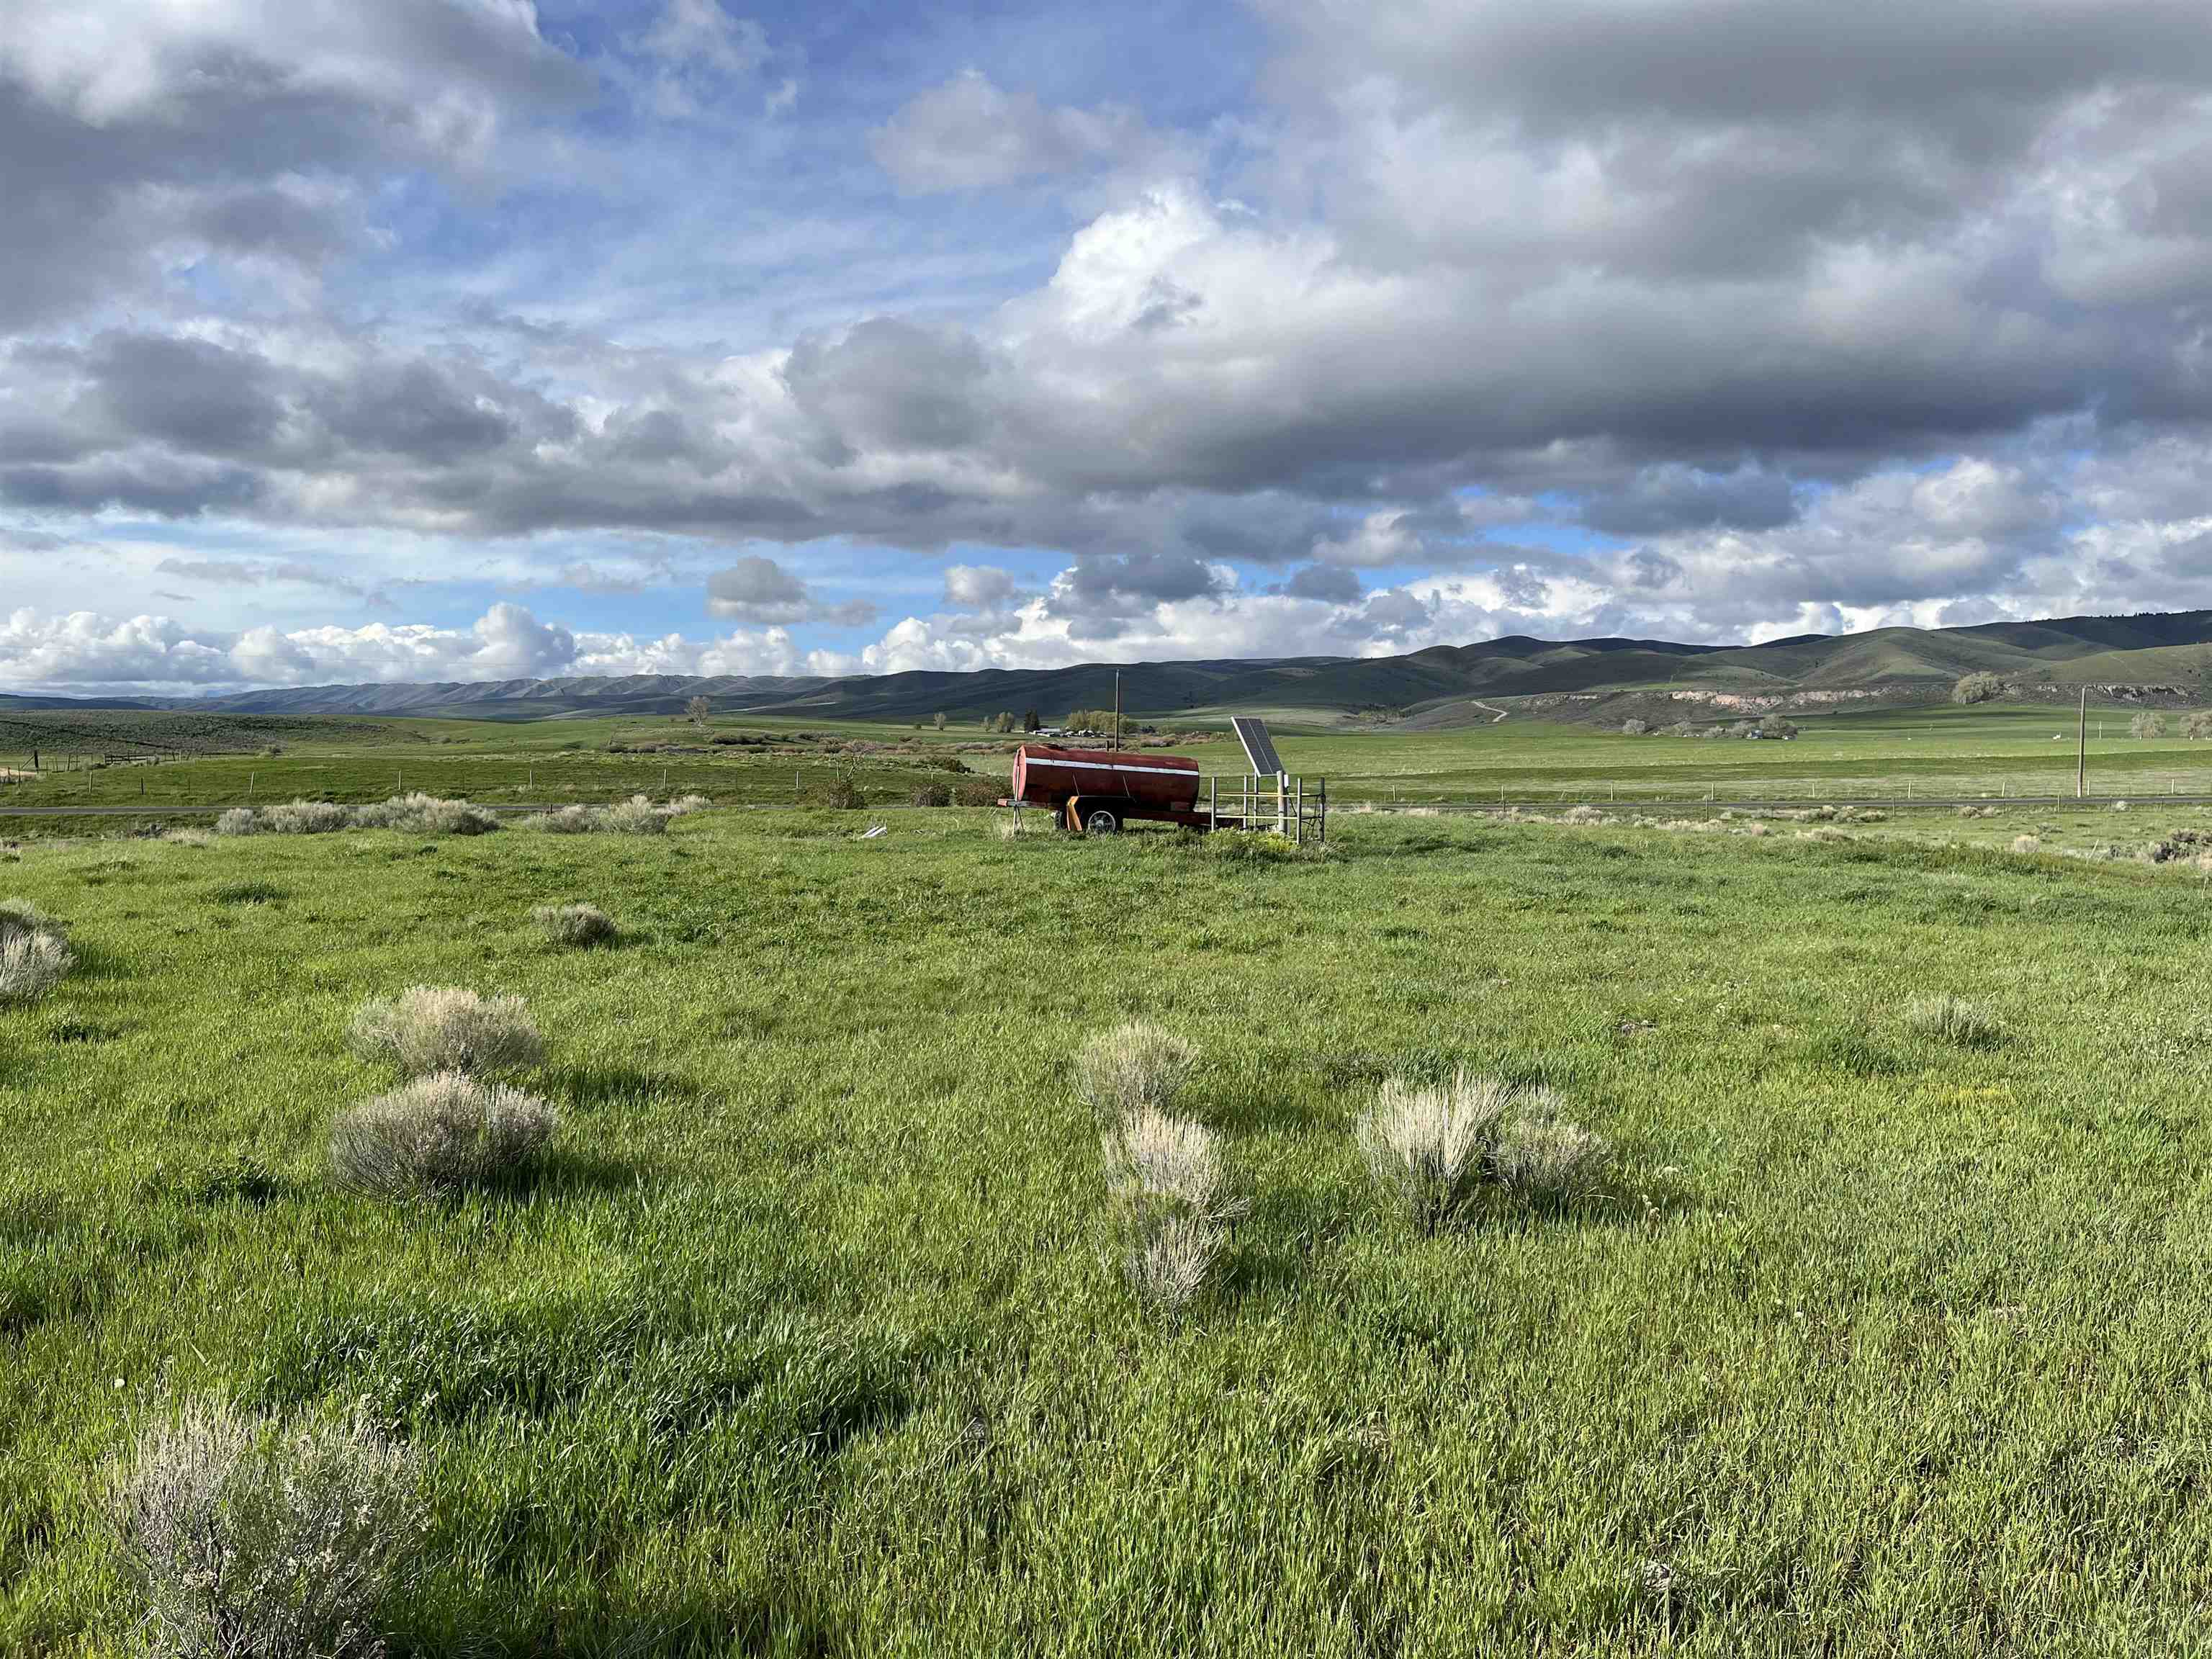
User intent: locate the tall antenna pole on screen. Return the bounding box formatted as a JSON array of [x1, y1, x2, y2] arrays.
[[1113, 670, 1122, 750], [2077, 686, 2087, 800]]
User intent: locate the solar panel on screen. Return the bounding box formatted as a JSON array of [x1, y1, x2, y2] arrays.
[[1231, 716, 1284, 777]]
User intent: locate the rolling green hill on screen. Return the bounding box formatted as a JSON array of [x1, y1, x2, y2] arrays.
[[12, 610, 2212, 727]]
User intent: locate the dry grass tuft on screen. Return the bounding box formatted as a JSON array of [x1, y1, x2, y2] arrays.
[[348, 986, 544, 1076], [1354, 1071, 1515, 1232], [1561, 804, 1606, 824], [1358, 1072, 1611, 1226], [104, 1398, 423, 1659], [161, 828, 215, 848], [1100, 1107, 1243, 1311], [1118, 1212, 1223, 1313], [329, 1071, 557, 1195], [215, 808, 258, 837], [1074, 1020, 1197, 1119], [532, 902, 618, 948], [1102, 1107, 1245, 1223], [2012, 834, 2042, 855], [1905, 993, 2002, 1049]]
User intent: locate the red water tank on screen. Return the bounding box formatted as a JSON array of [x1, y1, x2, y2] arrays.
[[1011, 745, 1201, 812]]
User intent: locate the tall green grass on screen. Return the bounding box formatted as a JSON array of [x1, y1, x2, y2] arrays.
[[4, 811, 2212, 1653]]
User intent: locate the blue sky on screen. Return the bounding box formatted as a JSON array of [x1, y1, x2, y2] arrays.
[[4, 0, 2211, 693]]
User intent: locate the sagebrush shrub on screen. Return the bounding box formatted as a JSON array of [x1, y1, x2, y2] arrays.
[[1354, 1071, 1514, 1232], [1905, 994, 2002, 1049], [1074, 1020, 1197, 1119], [0, 929, 73, 1006], [596, 796, 669, 835], [2012, 834, 2041, 855], [215, 808, 258, 837], [104, 1399, 423, 1659], [351, 793, 500, 835], [1562, 804, 1606, 824], [516, 798, 691, 834], [1491, 1105, 1610, 1205], [532, 902, 617, 948], [260, 799, 351, 835], [348, 986, 544, 1076], [0, 898, 62, 945], [329, 1071, 557, 1195], [518, 804, 596, 834]]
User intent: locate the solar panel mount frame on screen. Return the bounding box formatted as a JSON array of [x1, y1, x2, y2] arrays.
[[1231, 716, 1285, 778]]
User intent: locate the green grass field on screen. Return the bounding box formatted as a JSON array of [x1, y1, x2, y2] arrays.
[[1268, 705, 2212, 805], [6, 703, 2210, 833], [8, 804, 2212, 1655]]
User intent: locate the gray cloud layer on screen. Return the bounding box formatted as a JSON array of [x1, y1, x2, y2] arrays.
[[8, 0, 2212, 687]]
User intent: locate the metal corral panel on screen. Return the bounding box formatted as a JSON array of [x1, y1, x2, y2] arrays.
[[1011, 745, 1201, 811]]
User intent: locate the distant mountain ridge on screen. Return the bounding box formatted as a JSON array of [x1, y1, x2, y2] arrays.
[[12, 610, 2212, 725]]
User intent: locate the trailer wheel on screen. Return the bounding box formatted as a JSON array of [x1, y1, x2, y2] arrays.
[[1082, 804, 1122, 836]]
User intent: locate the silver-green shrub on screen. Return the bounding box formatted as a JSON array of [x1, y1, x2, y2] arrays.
[[350, 794, 500, 835], [104, 1399, 423, 1658], [347, 986, 544, 1076], [0, 928, 73, 1006], [1074, 1020, 1197, 1120], [595, 795, 669, 835], [329, 1071, 557, 1196], [531, 902, 617, 948], [259, 800, 351, 835], [517, 804, 597, 834], [1490, 1098, 1611, 1205]]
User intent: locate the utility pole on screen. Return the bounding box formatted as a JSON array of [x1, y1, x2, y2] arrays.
[[2077, 687, 2087, 800], [1113, 670, 1122, 750]]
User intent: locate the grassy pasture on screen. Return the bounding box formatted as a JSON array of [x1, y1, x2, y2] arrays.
[[0, 712, 1021, 824], [7, 702, 2212, 833], [6, 809, 2212, 1655], [1271, 703, 2212, 805], [0, 703, 2203, 832]]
